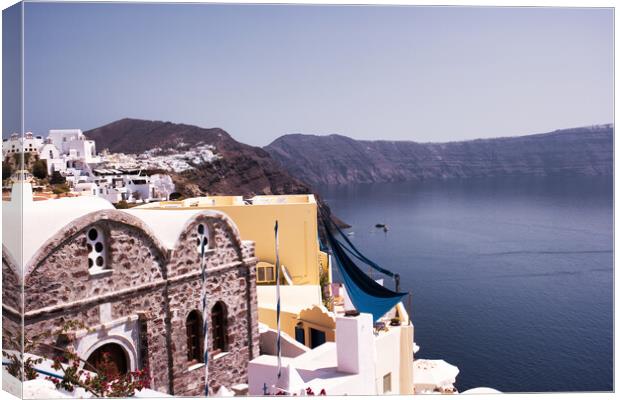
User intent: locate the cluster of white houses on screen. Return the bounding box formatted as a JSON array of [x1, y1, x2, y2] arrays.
[[2, 130, 99, 174], [2, 129, 174, 204]]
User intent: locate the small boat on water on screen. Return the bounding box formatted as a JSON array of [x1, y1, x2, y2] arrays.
[[375, 223, 389, 232]]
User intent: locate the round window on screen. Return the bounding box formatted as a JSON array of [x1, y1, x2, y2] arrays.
[[86, 227, 106, 271]]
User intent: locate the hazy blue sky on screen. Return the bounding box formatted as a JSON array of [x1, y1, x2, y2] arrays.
[[7, 3, 614, 146]]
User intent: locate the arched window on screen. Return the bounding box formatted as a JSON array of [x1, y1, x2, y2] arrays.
[[211, 302, 228, 353], [86, 227, 107, 273], [196, 223, 209, 255], [186, 310, 204, 364]]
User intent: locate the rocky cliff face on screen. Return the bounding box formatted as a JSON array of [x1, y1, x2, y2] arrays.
[[265, 125, 613, 186], [85, 118, 311, 197]]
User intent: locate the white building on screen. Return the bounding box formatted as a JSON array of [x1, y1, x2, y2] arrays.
[[125, 175, 155, 201], [2, 132, 44, 161], [47, 129, 99, 163], [88, 169, 172, 204], [37, 140, 65, 174], [249, 311, 415, 396]]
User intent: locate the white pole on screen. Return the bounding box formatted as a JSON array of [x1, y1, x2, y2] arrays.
[[275, 220, 282, 380], [200, 224, 209, 396]]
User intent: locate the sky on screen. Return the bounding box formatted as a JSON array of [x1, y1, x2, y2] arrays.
[[3, 3, 614, 146]]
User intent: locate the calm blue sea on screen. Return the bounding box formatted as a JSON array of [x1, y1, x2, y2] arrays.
[[319, 177, 613, 393]]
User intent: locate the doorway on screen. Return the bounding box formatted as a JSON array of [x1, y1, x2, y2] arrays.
[[85, 343, 129, 377]]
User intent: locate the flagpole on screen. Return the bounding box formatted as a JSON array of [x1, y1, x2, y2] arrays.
[[275, 220, 282, 380], [200, 225, 209, 396]]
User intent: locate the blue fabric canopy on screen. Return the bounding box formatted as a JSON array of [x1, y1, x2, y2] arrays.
[[321, 216, 406, 322], [331, 222, 398, 279]]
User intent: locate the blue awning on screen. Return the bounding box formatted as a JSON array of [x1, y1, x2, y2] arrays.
[[322, 217, 406, 322]]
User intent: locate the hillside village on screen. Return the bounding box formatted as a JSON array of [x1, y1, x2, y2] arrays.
[[1, 129, 204, 205]]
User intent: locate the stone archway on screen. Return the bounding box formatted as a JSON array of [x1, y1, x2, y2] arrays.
[[85, 342, 129, 377]]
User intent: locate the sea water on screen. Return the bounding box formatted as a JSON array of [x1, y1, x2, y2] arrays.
[[319, 177, 613, 392]]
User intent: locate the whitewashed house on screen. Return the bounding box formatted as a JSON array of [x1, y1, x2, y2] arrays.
[[125, 175, 155, 202], [2, 132, 44, 161], [38, 139, 65, 174], [47, 129, 100, 163]]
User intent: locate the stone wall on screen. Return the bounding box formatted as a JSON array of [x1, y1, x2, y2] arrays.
[[12, 209, 259, 395], [166, 215, 259, 395], [2, 252, 21, 311], [2, 252, 22, 351], [24, 218, 166, 312]]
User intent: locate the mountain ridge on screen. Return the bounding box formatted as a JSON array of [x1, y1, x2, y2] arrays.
[[264, 124, 613, 186]]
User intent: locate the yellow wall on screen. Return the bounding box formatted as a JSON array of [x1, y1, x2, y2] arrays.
[[209, 202, 320, 285], [298, 305, 336, 345], [138, 195, 322, 285], [258, 307, 301, 343], [258, 305, 336, 349]]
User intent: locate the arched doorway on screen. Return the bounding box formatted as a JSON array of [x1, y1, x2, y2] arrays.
[[85, 343, 129, 377]]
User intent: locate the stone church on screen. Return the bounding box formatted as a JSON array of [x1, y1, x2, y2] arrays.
[[2, 184, 260, 395]]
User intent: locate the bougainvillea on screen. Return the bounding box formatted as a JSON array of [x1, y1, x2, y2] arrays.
[[3, 321, 150, 397], [46, 351, 150, 397]]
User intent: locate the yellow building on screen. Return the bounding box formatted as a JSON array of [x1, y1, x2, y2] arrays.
[[135, 194, 335, 348]]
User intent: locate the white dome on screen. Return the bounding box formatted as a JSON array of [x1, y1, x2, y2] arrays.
[[2, 184, 115, 274]]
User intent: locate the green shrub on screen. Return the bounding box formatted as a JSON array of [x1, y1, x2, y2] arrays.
[[32, 160, 48, 179], [49, 170, 66, 184], [2, 162, 13, 181], [52, 184, 70, 195], [115, 200, 131, 209]]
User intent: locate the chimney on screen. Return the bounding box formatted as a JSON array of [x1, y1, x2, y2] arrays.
[[336, 312, 376, 390]]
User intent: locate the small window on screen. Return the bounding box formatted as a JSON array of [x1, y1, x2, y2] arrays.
[[383, 373, 392, 394], [86, 227, 107, 272], [256, 263, 276, 284], [186, 310, 204, 364], [211, 301, 228, 353], [196, 223, 209, 255], [310, 328, 326, 349], [295, 323, 305, 345]]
